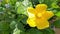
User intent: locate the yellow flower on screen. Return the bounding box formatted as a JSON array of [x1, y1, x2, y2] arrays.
[[27, 4, 54, 29]]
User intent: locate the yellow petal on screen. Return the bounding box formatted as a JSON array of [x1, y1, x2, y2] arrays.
[[36, 18, 49, 29], [27, 9, 36, 27], [35, 4, 47, 12], [43, 11, 54, 20], [28, 12, 35, 18], [27, 18, 36, 27], [27, 7, 36, 14]]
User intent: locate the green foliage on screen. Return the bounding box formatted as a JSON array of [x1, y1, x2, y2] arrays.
[[17, 2, 25, 14], [17, 22, 25, 31], [0, 21, 9, 31], [10, 21, 17, 29], [41, 28, 55, 34], [0, 0, 60, 34], [55, 11, 60, 17], [53, 19, 60, 28], [26, 28, 43, 34]]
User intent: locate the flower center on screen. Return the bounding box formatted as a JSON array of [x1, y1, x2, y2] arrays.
[[37, 13, 42, 18]]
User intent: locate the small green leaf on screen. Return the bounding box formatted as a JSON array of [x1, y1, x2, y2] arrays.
[[13, 26, 25, 34], [13, 23, 25, 34], [18, 0, 24, 2], [0, 31, 9, 34], [53, 19, 60, 28], [51, 2, 59, 8], [17, 2, 25, 14], [17, 14, 28, 25], [13, 28, 21, 34], [42, 0, 56, 8], [21, 15, 28, 25], [10, 21, 17, 29], [55, 12, 60, 17], [17, 22, 25, 31], [0, 21, 9, 31], [26, 28, 43, 34], [42, 28, 55, 34]]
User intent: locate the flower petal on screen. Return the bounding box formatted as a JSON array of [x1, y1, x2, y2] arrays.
[[36, 18, 49, 29], [27, 7, 36, 14], [27, 18, 36, 27], [35, 4, 47, 12], [43, 11, 54, 20], [28, 12, 35, 18]]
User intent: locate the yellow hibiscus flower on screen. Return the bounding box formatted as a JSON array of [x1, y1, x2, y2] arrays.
[[27, 4, 54, 29]]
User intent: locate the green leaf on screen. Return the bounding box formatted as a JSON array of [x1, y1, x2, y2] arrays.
[[42, 28, 55, 34], [53, 19, 60, 28], [26, 28, 43, 34], [16, 1, 32, 15], [10, 21, 17, 29], [55, 11, 60, 17], [21, 15, 28, 25], [38, 0, 44, 3], [13, 28, 21, 34], [13, 23, 25, 34], [17, 14, 28, 25], [10, 0, 17, 5], [0, 21, 9, 31], [17, 22, 25, 31], [0, 31, 9, 34], [18, 0, 24, 2], [51, 2, 59, 8], [17, 2, 25, 14], [42, 0, 56, 8], [13, 26, 25, 34]]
